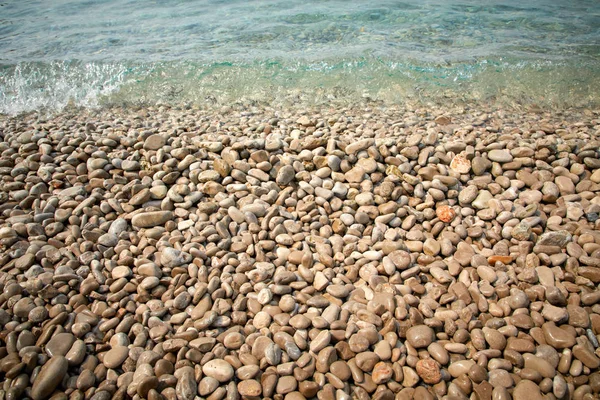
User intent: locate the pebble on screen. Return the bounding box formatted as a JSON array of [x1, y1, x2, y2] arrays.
[[203, 359, 234, 382], [45, 332, 76, 357], [406, 325, 435, 348], [488, 149, 513, 163], [30, 356, 69, 400], [131, 211, 173, 228], [103, 346, 129, 369], [238, 380, 262, 397], [416, 359, 441, 384], [0, 106, 599, 400]]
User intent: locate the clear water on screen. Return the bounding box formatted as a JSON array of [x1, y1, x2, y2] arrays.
[[1, 0, 599, 114]]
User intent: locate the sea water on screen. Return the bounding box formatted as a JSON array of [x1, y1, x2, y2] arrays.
[[1, 0, 599, 114]]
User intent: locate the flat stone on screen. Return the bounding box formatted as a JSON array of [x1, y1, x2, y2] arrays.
[[46, 332, 76, 357], [346, 139, 374, 155], [488, 149, 513, 163], [537, 231, 572, 248], [144, 134, 166, 150], [15, 253, 35, 270], [131, 211, 173, 228]]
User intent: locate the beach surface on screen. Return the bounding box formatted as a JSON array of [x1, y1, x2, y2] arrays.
[[0, 103, 599, 399]]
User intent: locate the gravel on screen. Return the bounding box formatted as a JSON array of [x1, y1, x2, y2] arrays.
[[0, 103, 599, 400]]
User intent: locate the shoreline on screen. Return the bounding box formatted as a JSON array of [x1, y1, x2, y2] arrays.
[[0, 104, 599, 400]]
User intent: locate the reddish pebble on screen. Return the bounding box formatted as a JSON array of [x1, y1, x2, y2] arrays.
[[372, 362, 393, 384], [416, 359, 441, 384], [488, 255, 513, 265], [436, 205, 456, 223]]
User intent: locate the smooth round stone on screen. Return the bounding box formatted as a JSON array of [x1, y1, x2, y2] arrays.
[[289, 314, 311, 329], [473, 190, 493, 209], [355, 351, 379, 372], [406, 325, 435, 348], [111, 266, 132, 279], [488, 369, 514, 388], [138, 376, 159, 397], [238, 380, 262, 397], [103, 346, 129, 369], [13, 297, 35, 318], [276, 165, 295, 186], [65, 339, 86, 366], [458, 185, 479, 204], [542, 322, 576, 349], [46, 332, 76, 357], [176, 366, 197, 400], [524, 354, 556, 378], [488, 149, 513, 163], [202, 359, 234, 382], [253, 311, 272, 329], [427, 342, 449, 365], [98, 233, 118, 247], [348, 334, 370, 353], [161, 247, 191, 268], [131, 211, 173, 228], [199, 377, 220, 396], [513, 379, 544, 400], [144, 134, 166, 150], [482, 327, 506, 350], [468, 364, 488, 383], [276, 376, 298, 394], [388, 250, 411, 269], [223, 332, 244, 349], [31, 356, 69, 400], [330, 361, 351, 381], [448, 360, 475, 378]]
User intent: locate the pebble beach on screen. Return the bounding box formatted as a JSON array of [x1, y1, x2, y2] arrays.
[[0, 102, 599, 400]]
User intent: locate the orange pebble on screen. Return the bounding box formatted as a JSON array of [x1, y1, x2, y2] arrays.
[[436, 205, 456, 223]]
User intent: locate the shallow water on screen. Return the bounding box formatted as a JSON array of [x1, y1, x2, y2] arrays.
[[1, 0, 599, 114]]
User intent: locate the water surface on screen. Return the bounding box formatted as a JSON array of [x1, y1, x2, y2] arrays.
[[1, 0, 599, 113]]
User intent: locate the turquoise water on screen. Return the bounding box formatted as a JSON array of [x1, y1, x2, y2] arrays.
[[1, 0, 599, 113]]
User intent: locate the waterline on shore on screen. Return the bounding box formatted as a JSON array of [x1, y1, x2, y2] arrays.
[[1, 57, 599, 115]]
